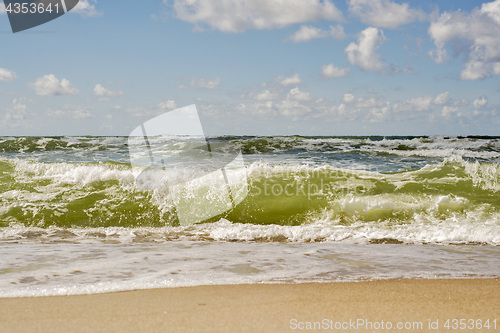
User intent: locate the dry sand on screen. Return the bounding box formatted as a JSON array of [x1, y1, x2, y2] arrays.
[[0, 279, 498, 333]]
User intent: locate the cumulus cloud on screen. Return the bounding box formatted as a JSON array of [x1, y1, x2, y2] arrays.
[[47, 105, 94, 119], [230, 85, 492, 126], [71, 0, 100, 17], [343, 93, 355, 103], [5, 98, 31, 120], [434, 92, 450, 105], [287, 87, 311, 101], [322, 63, 349, 78], [158, 100, 177, 110], [171, 0, 342, 33], [247, 101, 277, 118], [127, 100, 180, 117], [275, 89, 327, 120], [348, 0, 425, 29], [393, 96, 433, 112], [244, 74, 304, 102], [0, 68, 16, 81], [338, 91, 470, 123], [242, 83, 326, 120], [184, 77, 221, 89], [1, 98, 33, 128], [253, 89, 281, 101], [288, 24, 346, 42], [32, 74, 79, 96], [288, 25, 325, 42], [473, 97, 488, 108], [279, 73, 301, 86], [329, 24, 347, 40], [428, 0, 500, 80], [345, 27, 392, 73], [392, 92, 469, 120], [337, 96, 391, 122], [472, 96, 490, 116], [277, 100, 314, 119], [441, 105, 458, 118], [94, 84, 123, 99]]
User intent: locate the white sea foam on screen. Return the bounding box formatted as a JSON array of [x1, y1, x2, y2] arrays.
[[0, 241, 498, 297], [1, 212, 499, 245]]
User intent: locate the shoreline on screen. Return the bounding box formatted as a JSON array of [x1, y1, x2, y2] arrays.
[[1, 278, 498, 332]]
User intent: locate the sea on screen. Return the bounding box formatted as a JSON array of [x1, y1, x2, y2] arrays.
[[1, 135, 499, 297]]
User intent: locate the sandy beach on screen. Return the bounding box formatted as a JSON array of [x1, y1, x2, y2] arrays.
[[0, 278, 498, 333]]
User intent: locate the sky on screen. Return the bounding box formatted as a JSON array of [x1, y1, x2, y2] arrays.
[[0, 0, 500, 136]]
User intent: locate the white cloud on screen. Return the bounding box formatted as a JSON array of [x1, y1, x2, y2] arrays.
[[47, 105, 94, 119], [171, 0, 342, 33], [276, 90, 327, 120], [338, 92, 461, 123], [472, 97, 491, 116], [0, 68, 16, 81], [243, 84, 325, 120], [94, 84, 123, 99], [288, 24, 345, 42], [348, 0, 425, 29], [1, 98, 33, 128], [279, 73, 301, 86], [354, 97, 388, 109], [393, 96, 433, 112], [247, 101, 277, 119], [127, 100, 180, 117], [277, 99, 313, 119], [329, 24, 347, 40], [343, 93, 355, 103], [6, 98, 31, 120], [441, 105, 458, 118], [338, 96, 391, 122], [288, 25, 326, 42], [74, 109, 94, 119], [158, 100, 177, 110], [32, 74, 79, 96], [254, 89, 281, 101], [287, 87, 311, 101], [409, 96, 433, 111], [71, 0, 99, 17], [434, 92, 450, 105], [345, 27, 391, 73], [322, 63, 349, 78], [473, 97, 488, 108], [244, 74, 303, 102], [186, 77, 221, 89], [392, 92, 469, 118], [211, 86, 493, 127], [428, 0, 500, 80]]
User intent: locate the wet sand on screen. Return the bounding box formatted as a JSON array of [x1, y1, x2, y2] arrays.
[[0, 279, 498, 333]]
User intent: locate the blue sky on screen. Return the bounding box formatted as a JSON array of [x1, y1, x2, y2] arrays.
[[0, 0, 499, 136]]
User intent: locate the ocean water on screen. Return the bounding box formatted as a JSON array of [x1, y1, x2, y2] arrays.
[[1, 135, 499, 297]]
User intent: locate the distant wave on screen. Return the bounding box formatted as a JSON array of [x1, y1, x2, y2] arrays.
[[1, 135, 499, 158]]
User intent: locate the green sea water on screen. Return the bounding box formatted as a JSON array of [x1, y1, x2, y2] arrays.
[[0, 135, 498, 244]]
